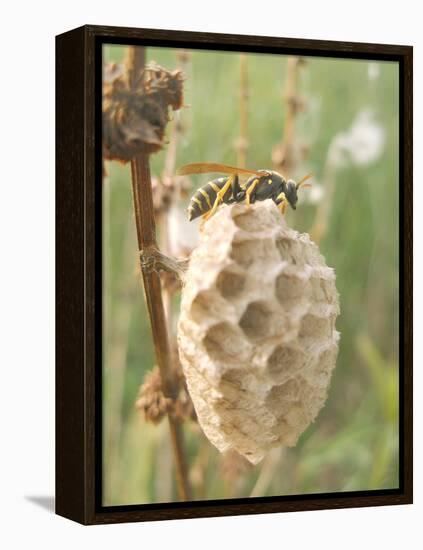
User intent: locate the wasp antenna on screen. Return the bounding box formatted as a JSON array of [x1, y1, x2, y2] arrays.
[[296, 172, 313, 190]]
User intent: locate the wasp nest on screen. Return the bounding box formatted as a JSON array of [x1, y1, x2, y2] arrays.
[[177, 200, 340, 464]]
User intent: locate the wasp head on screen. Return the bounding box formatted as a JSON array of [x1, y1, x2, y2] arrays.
[[285, 180, 299, 210], [286, 173, 313, 210]]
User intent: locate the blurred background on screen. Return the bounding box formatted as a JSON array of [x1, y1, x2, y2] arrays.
[[102, 44, 399, 506]]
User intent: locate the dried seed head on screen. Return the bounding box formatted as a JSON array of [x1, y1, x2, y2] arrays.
[[272, 140, 309, 174], [103, 63, 184, 162], [136, 364, 196, 424], [177, 50, 192, 64], [152, 174, 191, 218], [135, 367, 172, 424], [177, 200, 340, 464]]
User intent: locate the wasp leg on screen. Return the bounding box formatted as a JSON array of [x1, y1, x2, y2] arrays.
[[203, 175, 234, 220], [231, 174, 243, 200], [225, 174, 243, 204], [245, 178, 260, 206], [279, 201, 288, 214], [276, 192, 288, 215]]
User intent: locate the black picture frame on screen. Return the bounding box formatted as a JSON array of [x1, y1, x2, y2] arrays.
[[56, 24, 413, 525]]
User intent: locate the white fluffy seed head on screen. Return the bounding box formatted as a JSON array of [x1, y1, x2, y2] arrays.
[[177, 200, 340, 464]]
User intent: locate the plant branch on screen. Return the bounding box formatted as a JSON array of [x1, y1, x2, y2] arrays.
[[272, 56, 305, 177], [236, 53, 249, 168], [283, 57, 300, 149], [139, 246, 189, 280], [309, 159, 336, 244], [126, 46, 191, 501]]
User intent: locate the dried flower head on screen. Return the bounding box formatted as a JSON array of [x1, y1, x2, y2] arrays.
[[177, 49, 192, 64], [178, 200, 340, 464], [151, 174, 191, 218], [103, 63, 184, 162], [135, 364, 196, 424], [272, 141, 296, 174], [135, 367, 173, 424]]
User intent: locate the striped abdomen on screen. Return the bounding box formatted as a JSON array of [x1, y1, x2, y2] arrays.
[[188, 177, 231, 221]]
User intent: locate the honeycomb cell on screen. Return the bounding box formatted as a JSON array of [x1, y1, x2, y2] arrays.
[[267, 345, 305, 383], [231, 238, 276, 268], [275, 237, 294, 258], [299, 313, 331, 341], [216, 267, 246, 299], [276, 272, 308, 309], [203, 322, 247, 364], [218, 372, 245, 401], [310, 277, 337, 303], [239, 300, 277, 340], [301, 240, 322, 266], [190, 290, 216, 322], [265, 379, 300, 418], [312, 345, 338, 387], [276, 237, 304, 266]]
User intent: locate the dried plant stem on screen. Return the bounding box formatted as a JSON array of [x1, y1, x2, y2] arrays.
[[273, 56, 304, 176], [163, 114, 180, 182], [153, 49, 192, 341], [310, 171, 335, 244], [237, 53, 249, 168], [159, 51, 189, 330], [250, 448, 283, 497], [190, 440, 211, 500], [126, 46, 145, 88], [310, 161, 336, 244], [131, 149, 191, 501], [127, 46, 191, 501], [283, 57, 300, 151], [163, 50, 190, 189], [163, 50, 190, 185], [160, 217, 173, 332]]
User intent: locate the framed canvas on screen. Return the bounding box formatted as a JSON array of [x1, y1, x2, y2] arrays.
[[56, 25, 413, 525]]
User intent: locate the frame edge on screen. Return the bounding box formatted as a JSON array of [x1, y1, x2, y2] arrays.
[[55, 25, 88, 525], [56, 24, 413, 525]]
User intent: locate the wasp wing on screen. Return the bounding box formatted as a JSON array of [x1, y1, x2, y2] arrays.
[[177, 162, 266, 177]]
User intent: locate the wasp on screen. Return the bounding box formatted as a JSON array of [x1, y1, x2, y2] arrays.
[[177, 162, 312, 221]]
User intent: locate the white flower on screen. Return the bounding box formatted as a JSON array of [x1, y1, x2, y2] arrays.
[[307, 182, 325, 204], [327, 109, 386, 168]]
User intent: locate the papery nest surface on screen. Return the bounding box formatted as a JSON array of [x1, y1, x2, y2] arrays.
[[177, 200, 340, 464]]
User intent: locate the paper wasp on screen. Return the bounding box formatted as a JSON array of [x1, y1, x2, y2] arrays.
[[177, 162, 312, 221]]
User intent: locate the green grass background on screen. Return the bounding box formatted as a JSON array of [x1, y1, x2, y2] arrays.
[[103, 45, 399, 505]]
